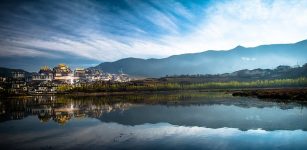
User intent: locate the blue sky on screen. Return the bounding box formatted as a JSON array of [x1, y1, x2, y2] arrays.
[[1, 0, 307, 70]]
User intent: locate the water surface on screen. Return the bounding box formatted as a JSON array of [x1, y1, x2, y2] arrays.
[[0, 92, 307, 149]]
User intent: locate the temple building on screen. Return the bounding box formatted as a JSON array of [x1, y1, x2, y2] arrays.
[[32, 66, 53, 81], [74, 68, 86, 78], [53, 64, 78, 83]]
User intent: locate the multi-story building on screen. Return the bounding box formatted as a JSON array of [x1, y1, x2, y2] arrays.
[[12, 72, 25, 79], [0, 77, 6, 82], [112, 73, 130, 82], [11, 81, 28, 94], [53, 64, 77, 83], [32, 66, 53, 81], [34, 82, 57, 94], [74, 68, 86, 78]]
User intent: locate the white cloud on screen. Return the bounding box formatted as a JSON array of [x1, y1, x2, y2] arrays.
[[161, 0, 307, 53], [2, 0, 307, 62], [0, 45, 60, 58]]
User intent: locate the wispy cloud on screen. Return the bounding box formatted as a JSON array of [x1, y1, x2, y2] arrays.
[[0, 0, 307, 63]]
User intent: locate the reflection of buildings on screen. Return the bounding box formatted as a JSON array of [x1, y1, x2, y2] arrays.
[[32, 105, 52, 123], [0, 96, 132, 125], [53, 111, 73, 125]]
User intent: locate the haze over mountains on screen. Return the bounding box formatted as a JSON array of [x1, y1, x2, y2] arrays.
[[1, 39, 307, 78], [94, 39, 307, 77]]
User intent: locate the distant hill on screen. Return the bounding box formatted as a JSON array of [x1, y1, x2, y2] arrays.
[[160, 63, 307, 83], [0, 67, 31, 77], [94, 39, 307, 77]]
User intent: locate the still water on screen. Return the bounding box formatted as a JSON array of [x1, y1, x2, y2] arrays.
[[0, 92, 307, 150]]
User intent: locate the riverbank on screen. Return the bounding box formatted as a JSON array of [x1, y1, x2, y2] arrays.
[[3, 87, 307, 102], [232, 88, 307, 101]]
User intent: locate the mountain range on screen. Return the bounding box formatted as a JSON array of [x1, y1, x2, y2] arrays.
[[94, 39, 307, 77], [1, 62, 307, 83], [0, 67, 30, 78], [160, 64, 307, 83]]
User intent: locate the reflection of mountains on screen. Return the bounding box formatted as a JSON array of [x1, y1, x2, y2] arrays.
[[98, 101, 307, 131], [1, 94, 307, 130]]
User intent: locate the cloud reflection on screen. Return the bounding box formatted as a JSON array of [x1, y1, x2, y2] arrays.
[[0, 118, 306, 149]]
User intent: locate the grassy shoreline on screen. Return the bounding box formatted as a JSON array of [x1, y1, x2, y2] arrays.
[[58, 77, 307, 93], [232, 88, 307, 101], [3, 87, 307, 100], [1, 77, 307, 100]]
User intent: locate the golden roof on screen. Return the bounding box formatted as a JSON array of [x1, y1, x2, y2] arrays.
[[40, 66, 50, 71], [58, 64, 67, 67], [75, 68, 85, 71]]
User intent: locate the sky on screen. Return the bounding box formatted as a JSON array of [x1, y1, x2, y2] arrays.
[[1, 0, 307, 71]]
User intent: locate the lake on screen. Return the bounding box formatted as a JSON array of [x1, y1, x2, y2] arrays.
[[0, 92, 307, 150]]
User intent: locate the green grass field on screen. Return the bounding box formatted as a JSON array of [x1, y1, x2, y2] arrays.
[[57, 77, 307, 93]]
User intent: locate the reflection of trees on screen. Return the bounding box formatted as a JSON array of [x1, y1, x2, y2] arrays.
[[0, 92, 305, 124]]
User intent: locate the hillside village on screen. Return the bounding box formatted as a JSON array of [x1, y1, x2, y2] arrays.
[[0, 64, 130, 94]]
